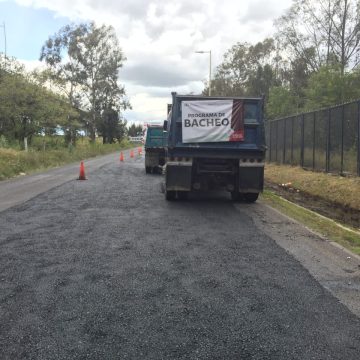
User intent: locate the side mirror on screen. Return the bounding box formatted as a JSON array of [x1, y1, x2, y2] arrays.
[[163, 120, 168, 130]]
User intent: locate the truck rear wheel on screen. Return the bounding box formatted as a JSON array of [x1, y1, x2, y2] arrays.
[[243, 193, 259, 203], [165, 190, 176, 201]]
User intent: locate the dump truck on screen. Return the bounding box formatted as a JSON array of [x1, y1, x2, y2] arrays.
[[144, 125, 167, 174], [163, 92, 266, 201]]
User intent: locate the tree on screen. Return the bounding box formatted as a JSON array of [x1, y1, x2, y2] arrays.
[[127, 124, 143, 137], [33, 67, 83, 145], [266, 86, 301, 119], [303, 64, 360, 110], [40, 22, 130, 143], [275, 0, 360, 75], [97, 107, 127, 144], [208, 39, 280, 97], [0, 63, 75, 149]]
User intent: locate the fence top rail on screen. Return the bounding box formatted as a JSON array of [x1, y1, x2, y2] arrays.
[[267, 98, 360, 124]]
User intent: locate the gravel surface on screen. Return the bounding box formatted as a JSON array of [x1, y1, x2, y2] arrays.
[[1, 155, 360, 359]]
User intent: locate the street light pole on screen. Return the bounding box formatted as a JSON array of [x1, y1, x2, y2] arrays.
[[195, 50, 212, 96], [208, 50, 212, 96]]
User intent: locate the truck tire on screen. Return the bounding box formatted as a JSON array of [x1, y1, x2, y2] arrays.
[[165, 190, 176, 201], [145, 166, 151, 174], [243, 193, 259, 203]]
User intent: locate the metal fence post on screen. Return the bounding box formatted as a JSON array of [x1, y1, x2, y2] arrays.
[[269, 121, 272, 162], [326, 109, 330, 173], [341, 105, 344, 174], [291, 116, 294, 165], [301, 114, 305, 167], [275, 121, 278, 162], [357, 101, 360, 176], [283, 119, 286, 164], [313, 112, 316, 170]]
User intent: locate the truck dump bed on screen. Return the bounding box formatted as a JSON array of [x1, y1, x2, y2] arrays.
[[164, 93, 266, 201], [166, 93, 265, 158], [145, 126, 167, 149]]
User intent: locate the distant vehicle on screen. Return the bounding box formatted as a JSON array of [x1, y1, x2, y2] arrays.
[[144, 125, 167, 174], [163, 92, 266, 201], [128, 136, 143, 142]]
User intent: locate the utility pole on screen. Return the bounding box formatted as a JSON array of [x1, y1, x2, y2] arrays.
[[0, 22, 7, 70], [195, 50, 212, 96]]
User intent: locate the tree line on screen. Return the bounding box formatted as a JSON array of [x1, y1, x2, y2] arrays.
[[206, 0, 360, 120], [0, 22, 130, 150], [2, 1, 359, 150]]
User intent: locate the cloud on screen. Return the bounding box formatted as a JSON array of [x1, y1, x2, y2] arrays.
[[13, 0, 292, 122], [239, 0, 290, 23], [121, 62, 201, 87]]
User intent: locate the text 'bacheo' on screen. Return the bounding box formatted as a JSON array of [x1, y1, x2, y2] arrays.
[[184, 118, 230, 127]]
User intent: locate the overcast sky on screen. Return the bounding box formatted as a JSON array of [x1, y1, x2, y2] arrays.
[[0, 0, 293, 124]]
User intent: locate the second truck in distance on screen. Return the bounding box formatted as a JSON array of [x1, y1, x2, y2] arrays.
[[144, 125, 167, 174]]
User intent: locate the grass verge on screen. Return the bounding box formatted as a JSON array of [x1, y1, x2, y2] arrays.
[[0, 139, 134, 181], [261, 190, 360, 256], [265, 163, 360, 211]]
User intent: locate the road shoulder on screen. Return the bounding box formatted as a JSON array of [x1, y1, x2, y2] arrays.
[[243, 201, 360, 318]]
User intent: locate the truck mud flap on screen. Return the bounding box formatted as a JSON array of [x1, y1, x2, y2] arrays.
[[166, 163, 192, 191], [145, 153, 160, 167], [238, 165, 264, 193]]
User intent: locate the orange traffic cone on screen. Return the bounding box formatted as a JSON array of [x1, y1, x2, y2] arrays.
[[138, 147, 142, 155], [130, 150, 134, 158], [120, 152, 124, 162], [78, 161, 87, 180]]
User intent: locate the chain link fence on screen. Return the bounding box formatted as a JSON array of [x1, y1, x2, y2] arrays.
[[265, 100, 360, 176]]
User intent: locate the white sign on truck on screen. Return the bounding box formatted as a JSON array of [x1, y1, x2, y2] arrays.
[[181, 100, 244, 143]]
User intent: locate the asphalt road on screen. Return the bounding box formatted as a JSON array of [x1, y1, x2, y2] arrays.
[[1, 152, 360, 359], [0, 151, 126, 212]]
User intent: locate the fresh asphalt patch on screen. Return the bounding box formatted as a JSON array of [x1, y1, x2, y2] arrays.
[[0, 157, 360, 359]]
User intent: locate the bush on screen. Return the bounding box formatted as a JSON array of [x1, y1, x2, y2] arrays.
[[0, 135, 8, 148]]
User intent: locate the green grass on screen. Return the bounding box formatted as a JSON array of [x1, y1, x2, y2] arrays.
[[0, 138, 133, 181], [262, 190, 360, 255]]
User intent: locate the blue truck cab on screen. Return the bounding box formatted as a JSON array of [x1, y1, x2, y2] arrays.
[[144, 125, 167, 174], [164, 92, 266, 201]]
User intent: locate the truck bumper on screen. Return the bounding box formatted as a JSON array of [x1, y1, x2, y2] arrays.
[[165, 162, 192, 191]]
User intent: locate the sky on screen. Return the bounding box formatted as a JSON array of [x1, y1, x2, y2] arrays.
[[0, 0, 293, 125]]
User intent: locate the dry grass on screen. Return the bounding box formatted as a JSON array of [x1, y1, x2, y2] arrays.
[[265, 163, 360, 211], [0, 140, 132, 181]]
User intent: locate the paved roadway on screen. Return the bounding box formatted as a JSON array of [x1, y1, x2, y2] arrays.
[[0, 152, 127, 213], [0, 151, 360, 359]]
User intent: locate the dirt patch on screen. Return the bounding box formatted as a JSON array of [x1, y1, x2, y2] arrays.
[[265, 180, 360, 230]]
